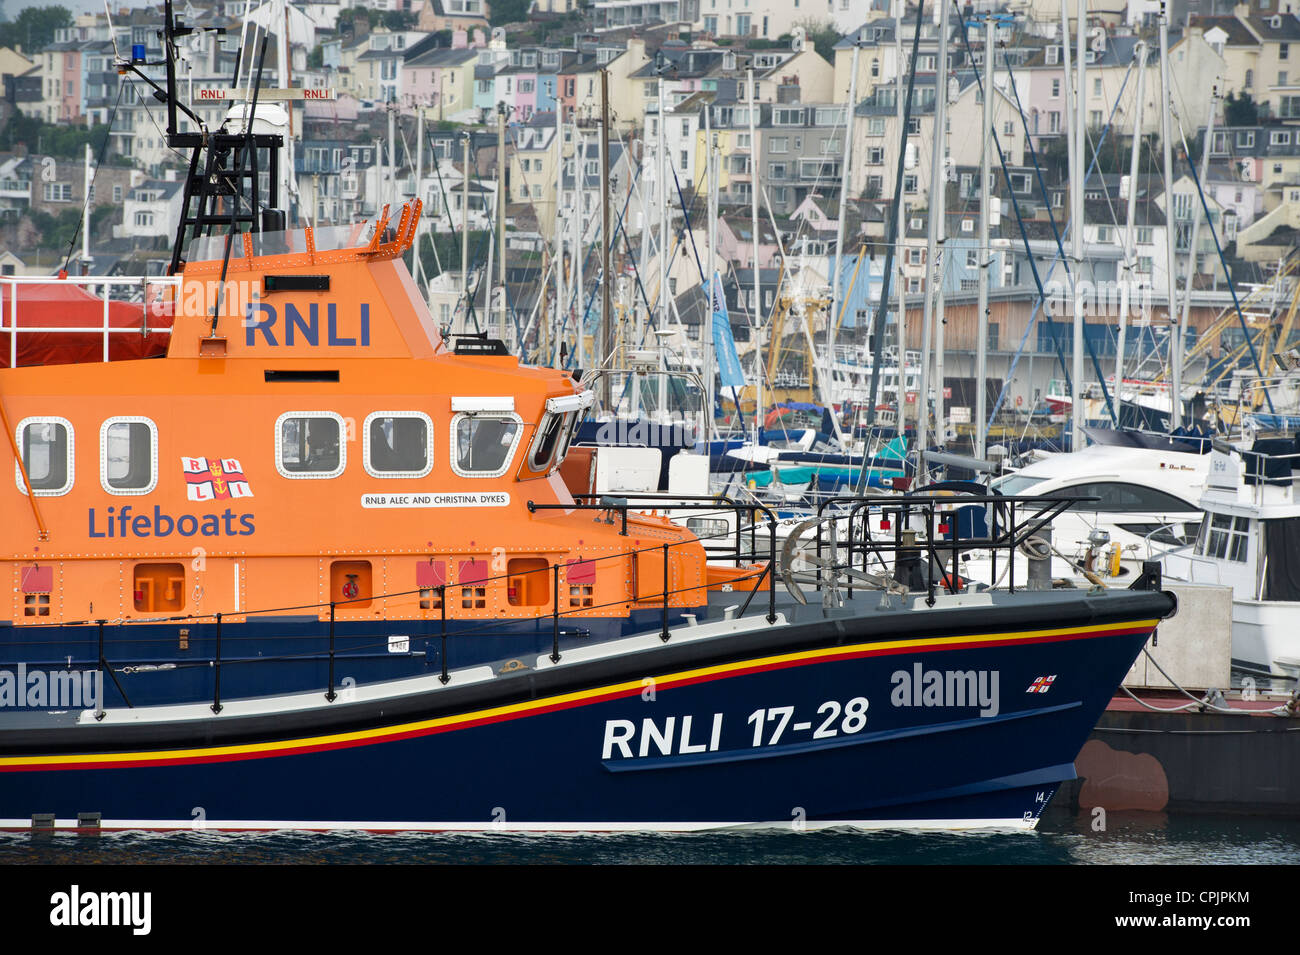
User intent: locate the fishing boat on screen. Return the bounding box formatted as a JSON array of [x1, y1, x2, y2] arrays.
[[0, 2, 1178, 833]]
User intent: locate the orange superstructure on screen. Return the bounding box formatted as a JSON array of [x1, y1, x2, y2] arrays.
[[0, 201, 709, 630]]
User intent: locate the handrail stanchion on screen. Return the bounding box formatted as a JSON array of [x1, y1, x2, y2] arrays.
[[326, 601, 337, 702], [1008, 501, 1016, 594], [211, 612, 223, 714], [661, 543, 670, 642], [95, 619, 106, 719], [925, 503, 937, 606], [551, 563, 561, 663], [768, 521, 778, 623], [439, 585, 449, 684]]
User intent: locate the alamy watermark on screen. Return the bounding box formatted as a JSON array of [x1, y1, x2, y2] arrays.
[[1042, 278, 1154, 322], [0, 664, 102, 710]]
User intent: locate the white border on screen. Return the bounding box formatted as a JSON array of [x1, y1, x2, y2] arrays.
[[14, 415, 74, 497], [0, 817, 1039, 834], [274, 410, 346, 480], [99, 415, 158, 496], [449, 411, 522, 479], [362, 410, 433, 480]]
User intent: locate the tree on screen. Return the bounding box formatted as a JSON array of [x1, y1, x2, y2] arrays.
[[793, 17, 839, 62], [490, 0, 530, 26], [1223, 91, 1258, 127], [0, 5, 72, 53]]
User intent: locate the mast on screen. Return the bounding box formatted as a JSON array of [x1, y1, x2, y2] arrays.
[[975, 14, 994, 460], [574, 116, 585, 366], [82, 142, 92, 271], [657, 61, 669, 375], [831, 33, 860, 430], [552, 113, 564, 367], [278, 0, 294, 224], [412, 106, 424, 278], [600, 69, 613, 395], [1073, 0, 1087, 449], [919, 0, 950, 456], [388, 101, 397, 210], [1116, 41, 1147, 394], [1178, 84, 1216, 399], [1061, 0, 1085, 449], [497, 103, 508, 344], [461, 132, 470, 336], [749, 65, 762, 442], [895, 7, 907, 434], [706, 123, 718, 445], [1159, 2, 1181, 428]]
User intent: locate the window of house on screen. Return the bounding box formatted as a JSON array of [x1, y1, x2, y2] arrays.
[[15, 417, 74, 496], [101, 416, 157, 494], [1051, 78, 1060, 97], [1049, 111, 1061, 133], [867, 118, 885, 136], [364, 412, 432, 479], [1270, 130, 1291, 145], [451, 412, 522, 477], [276, 412, 345, 478], [867, 147, 884, 165]]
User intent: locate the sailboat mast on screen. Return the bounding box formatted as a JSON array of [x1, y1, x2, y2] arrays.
[[553, 117, 564, 366], [1073, 0, 1088, 449], [895, 6, 907, 433], [1178, 85, 1216, 396], [832, 35, 860, 429], [1159, 3, 1180, 429], [497, 104, 508, 344], [975, 14, 994, 460], [919, 0, 950, 456], [749, 66, 762, 442], [600, 68, 612, 384], [1117, 41, 1148, 393]]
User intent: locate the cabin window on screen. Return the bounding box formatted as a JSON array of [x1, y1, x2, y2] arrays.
[[1058, 482, 1193, 514], [450, 412, 522, 478], [276, 411, 345, 479], [101, 416, 158, 495], [364, 412, 432, 479], [1197, 512, 1250, 562], [526, 411, 567, 473], [15, 417, 74, 496]]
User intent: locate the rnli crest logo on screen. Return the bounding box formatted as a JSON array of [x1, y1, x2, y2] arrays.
[[182, 457, 253, 501]]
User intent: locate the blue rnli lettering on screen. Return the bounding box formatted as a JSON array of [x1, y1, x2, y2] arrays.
[[88, 506, 255, 539], [284, 303, 318, 346], [246, 303, 277, 345], [246, 303, 370, 347]]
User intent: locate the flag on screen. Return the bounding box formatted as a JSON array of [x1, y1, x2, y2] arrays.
[[710, 271, 745, 390], [183, 456, 253, 501]]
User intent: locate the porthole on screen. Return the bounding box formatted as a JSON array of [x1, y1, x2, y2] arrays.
[[100, 416, 158, 495], [275, 411, 346, 479], [14, 416, 74, 496]]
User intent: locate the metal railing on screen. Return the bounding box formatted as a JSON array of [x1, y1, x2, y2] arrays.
[[1, 275, 181, 367]]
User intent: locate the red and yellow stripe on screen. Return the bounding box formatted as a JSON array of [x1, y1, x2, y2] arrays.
[[0, 618, 1157, 773]]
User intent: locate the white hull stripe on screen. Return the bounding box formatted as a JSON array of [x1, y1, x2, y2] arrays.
[[1, 817, 1039, 834]]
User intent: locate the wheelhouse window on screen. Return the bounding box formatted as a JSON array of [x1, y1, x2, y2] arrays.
[[527, 411, 567, 473], [101, 416, 157, 494], [276, 411, 345, 479], [451, 412, 522, 477], [1196, 512, 1251, 562], [364, 411, 432, 479], [15, 417, 73, 496]]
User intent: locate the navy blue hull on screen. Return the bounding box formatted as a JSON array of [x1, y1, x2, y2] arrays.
[[0, 606, 1159, 830]]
